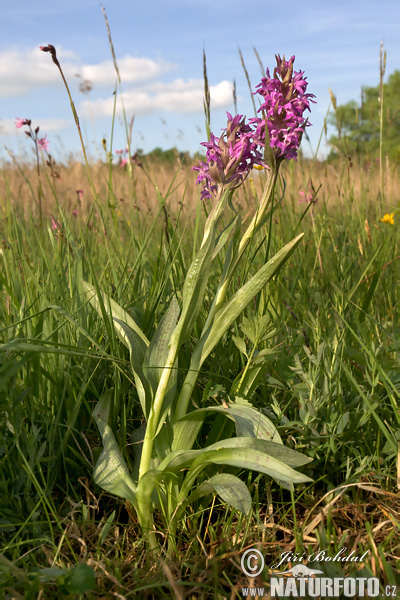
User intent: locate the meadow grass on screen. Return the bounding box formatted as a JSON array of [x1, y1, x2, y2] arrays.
[[1, 34, 399, 599], [1, 147, 399, 598]]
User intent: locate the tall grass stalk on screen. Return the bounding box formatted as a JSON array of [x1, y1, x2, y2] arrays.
[[379, 41, 387, 203]]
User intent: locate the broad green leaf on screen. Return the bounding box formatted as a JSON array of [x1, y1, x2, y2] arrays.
[[143, 296, 180, 392], [199, 234, 304, 364], [82, 281, 151, 415], [175, 401, 282, 444], [142, 297, 180, 429], [189, 446, 312, 485], [112, 319, 150, 416], [188, 473, 252, 515], [136, 445, 210, 507], [137, 436, 311, 514], [81, 280, 149, 347], [204, 437, 311, 468], [175, 223, 216, 343], [63, 564, 96, 595], [93, 426, 137, 505], [171, 412, 206, 451], [136, 448, 202, 502], [130, 422, 146, 482], [92, 391, 137, 506]]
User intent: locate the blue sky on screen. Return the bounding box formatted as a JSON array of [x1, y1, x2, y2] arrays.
[[1, 0, 399, 162]]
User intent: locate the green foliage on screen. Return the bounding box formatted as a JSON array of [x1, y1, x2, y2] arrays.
[[1, 39, 399, 593], [328, 70, 400, 163], [1, 158, 399, 592], [82, 176, 310, 551], [136, 146, 192, 165]]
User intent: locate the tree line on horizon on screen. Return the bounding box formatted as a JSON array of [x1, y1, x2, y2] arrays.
[[327, 69, 400, 165]]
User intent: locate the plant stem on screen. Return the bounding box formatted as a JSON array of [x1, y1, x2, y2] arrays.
[[379, 41, 386, 204], [138, 346, 178, 480], [174, 168, 279, 423]]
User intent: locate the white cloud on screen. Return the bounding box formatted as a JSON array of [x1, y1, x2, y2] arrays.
[[80, 55, 174, 86], [0, 46, 233, 133], [0, 47, 175, 97], [79, 79, 233, 117], [0, 47, 71, 96]]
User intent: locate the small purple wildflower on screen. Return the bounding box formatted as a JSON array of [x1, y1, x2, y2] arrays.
[[251, 54, 316, 161], [72, 210, 79, 217], [192, 112, 267, 200], [120, 158, 128, 168]]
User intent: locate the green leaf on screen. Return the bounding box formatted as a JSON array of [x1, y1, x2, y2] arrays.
[[63, 564, 96, 595], [205, 437, 311, 467], [112, 319, 150, 417], [240, 314, 271, 345], [81, 280, 149, 347], [189, 473, 252, 515], [92, 391, 137, 506], [176, 400, 282, 444], [82, 280, 151, 415], [143, 296, 180, 391], [137, 435, 311, 509], [172, 416, 205, 451], [190, 445, 312, 486], [232, 335, 247, 357], [176, 223, 216, 343], [199, 234, 304, 365]]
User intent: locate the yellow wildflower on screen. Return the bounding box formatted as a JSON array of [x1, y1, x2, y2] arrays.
[[380, 213, 394, 225]]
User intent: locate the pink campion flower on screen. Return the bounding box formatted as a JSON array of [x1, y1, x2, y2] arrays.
[[50, 216, 61, 232], [250, 54, 316, 161], [299, 182, 318, 204], [15, 118, 28, 129], [72, 210, 79, 217], [38, 135, 49, 152], [120, 158, 128, 168], [298, 190, 312, 203], [192, 112, 267, 200]]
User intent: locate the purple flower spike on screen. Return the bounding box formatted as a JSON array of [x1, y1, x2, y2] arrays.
[[251, 54, 316, 161], [193, 55, 315, 198], [192, 112, 267, 200]]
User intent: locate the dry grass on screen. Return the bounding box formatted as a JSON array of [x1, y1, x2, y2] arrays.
[[2, 154, 399, 230]]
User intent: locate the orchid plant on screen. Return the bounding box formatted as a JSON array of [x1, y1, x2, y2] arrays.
[[78, 54, 316, 553]]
